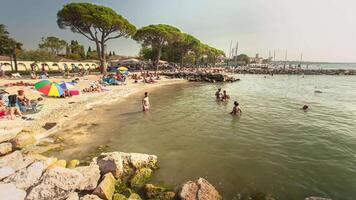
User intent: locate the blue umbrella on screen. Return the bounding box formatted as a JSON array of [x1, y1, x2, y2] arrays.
[[59, 81, 77, 90]]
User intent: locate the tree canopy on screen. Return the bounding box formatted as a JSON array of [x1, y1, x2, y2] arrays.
[[0, 24, 23, 71], [39, 36, 67, 55], [57, 2, 136, 73], [133, 24, 182, 69]]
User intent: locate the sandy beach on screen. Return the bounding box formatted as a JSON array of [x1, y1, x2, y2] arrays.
[[0, 75, 186, 140]]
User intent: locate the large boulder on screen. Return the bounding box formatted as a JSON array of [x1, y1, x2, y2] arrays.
[[128, 193, 142, 200], [66, 192, 79, 200], [0, 151, 28, 172], [2, 161, 44, 190], [130, 168, 153, 188], [10, 132, 36, 150], [23, 153, 58, 169], [68, 160, 80, 169], [75, 164, 101, 191], [0, 183, 26, 200], [0, 142, 12, 156], [93, 173, 116, 200], [26, 167, 83, 200], [144, 184, 175, 200], [0, 131, 18, 143], [80, 194, 103, 200], [123, 153, 158, 169], [113, 193, 128, 200], [93, 152, 124, 178], [0, 167, 15, 180], [179, 178, 222, 200], [49, 159, 67, 169], [305, 197, 332, 200], [92, 152, 158, 179]]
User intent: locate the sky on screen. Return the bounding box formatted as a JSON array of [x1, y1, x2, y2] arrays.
[[1, 0, 356, 62]]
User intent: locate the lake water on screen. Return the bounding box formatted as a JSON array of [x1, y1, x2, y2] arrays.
[[51, 74, 356, 200]]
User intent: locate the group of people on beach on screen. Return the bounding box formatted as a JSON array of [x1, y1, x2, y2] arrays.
[[215, 88, 242, 115]]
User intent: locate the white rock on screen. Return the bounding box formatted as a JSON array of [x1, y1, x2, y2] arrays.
[[3, 162, 44, 190], [66, 192, 80, 200], [0, 142, 12, 156], [0, 131, 18, 143], [93, 152, 124, 178], [0, 151, 28, 171], [179, 178, 222, 200], [124, 153, 158, 169], [74, 164, 101, 191], [0, 167, 15, 180], [26, 167, 84, 200], [80, 194, 103, 200], [0, 183, 26, 200]]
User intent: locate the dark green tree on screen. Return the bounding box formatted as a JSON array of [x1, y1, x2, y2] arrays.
[[38, 36, 67, 55], [0, 24, 22, 71], [133, 24, 181, 70], [57, 3, 136, 73]]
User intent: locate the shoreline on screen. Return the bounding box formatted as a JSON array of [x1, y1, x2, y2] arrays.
[[0, 76, 187, 141]]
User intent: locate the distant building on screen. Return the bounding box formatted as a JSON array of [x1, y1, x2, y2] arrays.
[[249, 54, 263, 64]]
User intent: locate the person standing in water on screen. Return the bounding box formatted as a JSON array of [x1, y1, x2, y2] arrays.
[[215, 88, 222, 100], [222, 90, 230, 101], [142, 92, 150, 111], [230, 101, 242, 115]]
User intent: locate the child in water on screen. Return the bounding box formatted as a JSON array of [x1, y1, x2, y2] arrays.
[[142, 92, 150, 111], [230, 101, 242, 115]]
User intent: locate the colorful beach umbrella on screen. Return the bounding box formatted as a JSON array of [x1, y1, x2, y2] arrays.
[[59, 81, 77, 90], [118, 66, 128, 71], [34, 80, 64, 97]]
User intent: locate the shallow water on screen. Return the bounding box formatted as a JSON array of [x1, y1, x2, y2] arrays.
[[52, 74, 356, 200]]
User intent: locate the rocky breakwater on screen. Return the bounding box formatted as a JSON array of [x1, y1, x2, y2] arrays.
[[161, 72, 239, 83], [0, 151, 223, 200]]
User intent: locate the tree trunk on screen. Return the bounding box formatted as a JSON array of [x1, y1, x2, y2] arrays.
[[13, 49, 18, 72], [9, 55, 14, 71], [94, 41, 104, 74], [153, 46, 162, 71], [100, 41, 107, 74], [180, 53, 184, 67]]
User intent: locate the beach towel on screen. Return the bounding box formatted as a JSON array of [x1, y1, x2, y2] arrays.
[[69, 90, 80, 96]]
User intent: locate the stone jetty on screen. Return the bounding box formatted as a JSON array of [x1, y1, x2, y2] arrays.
[[232, 67, 356, 75], [161, 72, 239, 83]]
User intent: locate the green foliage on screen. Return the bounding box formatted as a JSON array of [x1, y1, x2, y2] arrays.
[[64, 40, 85, 60], [57, 2, 136, 73], [134, 24, 181, 68], [18, 49, 58, 62], [38, 36, 67, 55], [235, 54, 250, 64]]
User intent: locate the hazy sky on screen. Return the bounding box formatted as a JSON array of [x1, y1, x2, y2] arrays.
[[1, 0, 356, 62]]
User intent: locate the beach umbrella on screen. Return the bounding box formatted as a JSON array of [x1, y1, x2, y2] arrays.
[[34, 80, 64, 97], [59, 81, 77, 90], [118, 66, 128, 71]]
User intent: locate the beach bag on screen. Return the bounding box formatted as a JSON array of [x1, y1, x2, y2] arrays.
[[8, 95, 17, 107]]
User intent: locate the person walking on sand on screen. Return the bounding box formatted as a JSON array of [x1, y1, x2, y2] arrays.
[[230, 101, 242, 115], [142, 92, 150, 111]]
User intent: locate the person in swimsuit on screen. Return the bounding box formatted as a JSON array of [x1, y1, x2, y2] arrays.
[[222, 90, 230, 101], [230, 101, 242, 115], [142, 92, 150, 111], [215, 88, 222, 100]]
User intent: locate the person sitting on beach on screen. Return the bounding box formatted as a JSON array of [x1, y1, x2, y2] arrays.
[[17, 90, 30, 106], [0, 96, 23, 120], [142, 92, 150, 111], [215, 88, 222, 100], [222, 90, 230, 101], [230, 101, 242, 115]]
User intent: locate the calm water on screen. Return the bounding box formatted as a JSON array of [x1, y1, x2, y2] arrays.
[[52, 74, 356, 200]]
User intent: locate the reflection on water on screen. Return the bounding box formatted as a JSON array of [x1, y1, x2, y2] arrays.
[[51, 75, 356, 200]]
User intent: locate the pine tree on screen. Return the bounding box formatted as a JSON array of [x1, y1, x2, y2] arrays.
[[113, 51, 116, 56], [109, 51, 112, 57]]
